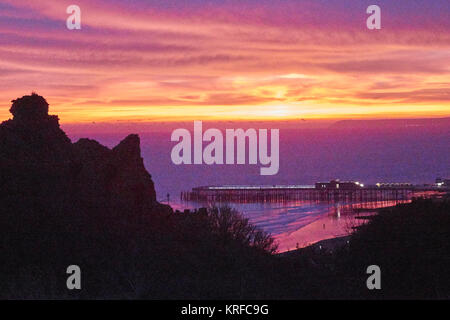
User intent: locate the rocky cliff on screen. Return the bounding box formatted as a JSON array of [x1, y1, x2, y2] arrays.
[[0, 93, 167, 215]]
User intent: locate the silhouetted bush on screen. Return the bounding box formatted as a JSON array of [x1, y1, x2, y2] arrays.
[[206, 205, 278, 254]]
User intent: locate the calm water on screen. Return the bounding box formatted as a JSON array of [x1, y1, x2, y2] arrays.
[[169, 199, 409, 252], [64, 125, 449, 252], [66, 126, 450, 201]]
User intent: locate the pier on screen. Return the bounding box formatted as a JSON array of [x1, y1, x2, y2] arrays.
[[181, 180, 446, 203]]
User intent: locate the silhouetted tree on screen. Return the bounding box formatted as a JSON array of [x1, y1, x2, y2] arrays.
[[206, 205, 278, 254]]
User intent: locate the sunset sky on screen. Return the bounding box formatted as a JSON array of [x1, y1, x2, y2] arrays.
[[1, 0, 449, 123]]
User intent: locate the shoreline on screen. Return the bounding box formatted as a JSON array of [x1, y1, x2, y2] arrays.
[[276, 203, 399, 256], [276, 197, 448, 257]]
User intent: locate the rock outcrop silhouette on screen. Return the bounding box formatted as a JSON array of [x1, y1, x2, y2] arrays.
[[0, 93, 166, 213]]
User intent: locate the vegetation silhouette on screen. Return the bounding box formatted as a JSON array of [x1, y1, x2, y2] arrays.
[[0, 94, 449, 299]]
